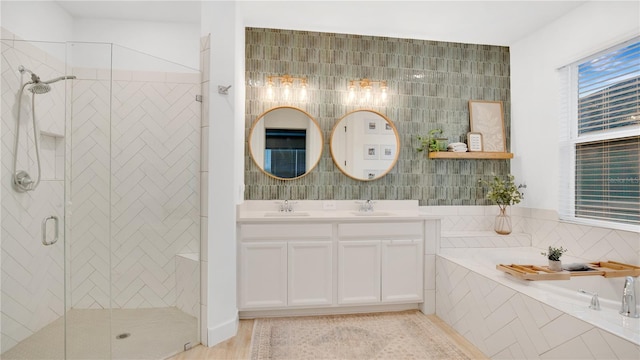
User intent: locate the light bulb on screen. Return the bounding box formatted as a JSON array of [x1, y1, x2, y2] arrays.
[[348, 81, 356, 102], [364, 86, 372, 101], [266, 77, 274, 99]]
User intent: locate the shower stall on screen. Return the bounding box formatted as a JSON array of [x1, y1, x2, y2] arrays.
[[1, 32, 201, 359]]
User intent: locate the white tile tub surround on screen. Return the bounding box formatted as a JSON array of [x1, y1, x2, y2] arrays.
[[436, 250, 640, 359], [424, 205, 639, 358], [421, 205, 639, 265]]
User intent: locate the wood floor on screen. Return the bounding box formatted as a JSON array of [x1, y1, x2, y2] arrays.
[[169, 313, 487, 360]]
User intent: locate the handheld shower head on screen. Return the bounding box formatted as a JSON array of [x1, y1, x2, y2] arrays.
[[18, 65, 76, 94]]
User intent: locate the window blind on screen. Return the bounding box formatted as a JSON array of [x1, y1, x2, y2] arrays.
[[559, 38, 640, 230], [575, 137, 639, 225], [577, 41, 640, 134]]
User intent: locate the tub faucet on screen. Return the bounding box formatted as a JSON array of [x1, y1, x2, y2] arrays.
[[578, 289, 600, 310], [620, 276, 639, 318]]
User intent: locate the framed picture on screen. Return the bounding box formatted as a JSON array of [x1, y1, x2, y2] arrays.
[[363, 169, 378, 180], [365, 118, 379, 134], [466, 132, 483, 152], [380, 144, 396, 160], [468, 100, 506, 152], [382, 121, 394, 135], [363, 144, 379, 160]]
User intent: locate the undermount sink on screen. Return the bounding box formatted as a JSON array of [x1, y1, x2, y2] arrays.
[[263, 211, 311, 217], [351, 211, 394, 216]]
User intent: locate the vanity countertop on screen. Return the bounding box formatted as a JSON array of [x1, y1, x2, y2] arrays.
[[237, 200, 441, 223]]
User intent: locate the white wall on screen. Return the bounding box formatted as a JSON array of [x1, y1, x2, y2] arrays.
[[201, 0, 241, 347], [1, 1, 199, 72], [72, 18, 199, 71], [510, 1, 639, 211], [1, 1, 73, 43]]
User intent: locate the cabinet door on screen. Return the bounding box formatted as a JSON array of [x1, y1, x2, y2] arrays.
[[288, 241, 333, 306], [239, 242, 287, 309], [338, 241, 381, 305], [381, 239, 423, 303]]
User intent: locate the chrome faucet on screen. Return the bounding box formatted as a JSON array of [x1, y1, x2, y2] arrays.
[[280, 199, 294, 212], [359, 199, 375, 212], [578, 289, 600, 310], [620, 276, 639, 318]]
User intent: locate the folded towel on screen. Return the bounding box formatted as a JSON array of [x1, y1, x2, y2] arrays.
[[563, 263, 594, 271], [447, 143, 468, 152]]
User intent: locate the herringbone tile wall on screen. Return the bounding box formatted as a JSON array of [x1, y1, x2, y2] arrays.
[[426, 205, 639, 264], [436, 256, 640, 359], [1, 32, 68, 351], [70, 68, 201, 309]]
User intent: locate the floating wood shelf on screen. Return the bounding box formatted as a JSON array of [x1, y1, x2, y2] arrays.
[[429, 151, 514, 159], [497, 261, 640, 281]]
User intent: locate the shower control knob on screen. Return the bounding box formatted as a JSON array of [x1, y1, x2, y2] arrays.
[[13, 170, 33, 192]]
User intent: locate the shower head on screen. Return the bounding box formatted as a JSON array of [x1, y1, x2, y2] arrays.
[[28, 82, 51, 94]]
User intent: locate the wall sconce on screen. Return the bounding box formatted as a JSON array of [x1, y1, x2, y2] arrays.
[[348, 78, 388, 103], [266, 74, 308, 101]]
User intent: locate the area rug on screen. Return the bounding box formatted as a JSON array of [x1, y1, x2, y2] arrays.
[[250, 310, 470, 359]]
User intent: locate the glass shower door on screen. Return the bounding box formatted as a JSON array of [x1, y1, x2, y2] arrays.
[[1, 37, 69, 359], [64, 41, 114, 359], [1, 36, 200, 359]]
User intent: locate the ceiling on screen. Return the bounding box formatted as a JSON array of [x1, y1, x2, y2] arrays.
[[55, 0, 588, 45], [56, 0, 202, 23]]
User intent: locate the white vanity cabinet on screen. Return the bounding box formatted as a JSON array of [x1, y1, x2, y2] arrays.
[[237, 205, 431, 316], [338, 240, 381, 304], [337, 222, 424, 305], [238, 223, 333, 310], [239, 242, 288, 308], [287, 241, 333, 306]]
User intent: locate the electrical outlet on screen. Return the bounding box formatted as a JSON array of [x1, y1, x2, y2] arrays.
[[323, 200, 337, 210]]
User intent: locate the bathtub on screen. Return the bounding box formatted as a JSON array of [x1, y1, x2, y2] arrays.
[[436, 247, 640, 359]]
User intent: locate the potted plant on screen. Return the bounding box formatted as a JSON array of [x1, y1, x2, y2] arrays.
[[478, 174, 525, 235], [417, 129, 448, 152], [542, 246, 567, 271]]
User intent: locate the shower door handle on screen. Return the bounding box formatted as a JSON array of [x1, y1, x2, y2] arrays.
[[42, 215, 59, 246]]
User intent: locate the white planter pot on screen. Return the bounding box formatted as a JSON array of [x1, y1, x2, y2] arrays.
[[548, 260, 563, 272]]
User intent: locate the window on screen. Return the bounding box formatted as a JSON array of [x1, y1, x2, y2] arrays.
[[560, 39, 639, 231], [264, 129, 307, 178]]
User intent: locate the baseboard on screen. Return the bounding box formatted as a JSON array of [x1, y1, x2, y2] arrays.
[[206, 313, 239, 347], [239, 303, 419, 319]]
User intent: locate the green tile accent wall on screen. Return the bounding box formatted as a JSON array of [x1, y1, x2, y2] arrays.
[[245, 28, 510, 205]]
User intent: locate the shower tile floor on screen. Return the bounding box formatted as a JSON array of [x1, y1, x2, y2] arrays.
[[2, 307, 197, 360]]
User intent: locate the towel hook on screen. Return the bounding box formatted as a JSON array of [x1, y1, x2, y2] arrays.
[[218, 85, 232, 95]]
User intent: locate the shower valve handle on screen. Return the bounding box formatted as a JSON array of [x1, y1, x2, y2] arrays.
[[14, 170, 34, 192]]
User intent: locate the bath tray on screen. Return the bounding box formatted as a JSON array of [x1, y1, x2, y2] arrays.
[[586, 261, 640, 278], [496, 264, 571, 280], [497, 261, 640, 280]]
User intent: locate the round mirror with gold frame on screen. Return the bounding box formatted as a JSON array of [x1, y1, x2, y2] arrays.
[[330, 110, 400, 181], [249, 106, 323, 180]]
